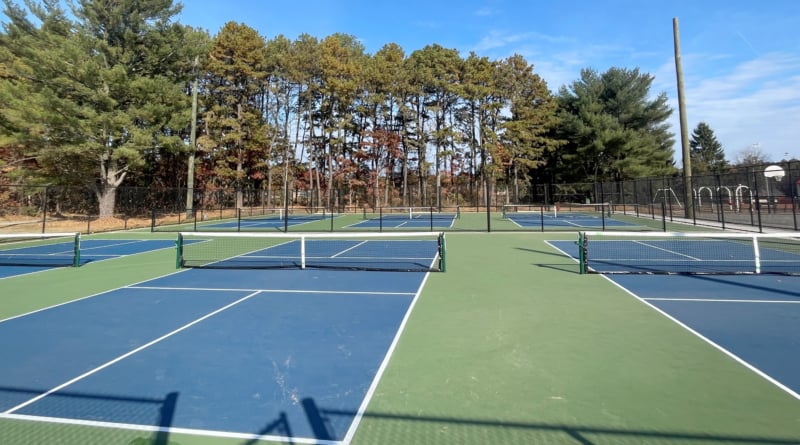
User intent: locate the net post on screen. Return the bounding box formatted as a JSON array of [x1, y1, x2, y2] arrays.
[[439, 232, 446, 272], [601, 202, 606, 231], [578, 231, 586, 274], [176, 233, 183, 269], [752, 235, 761, 274], [540, 206, 544, 232], [73, 233, 81, 267], [300, 235, 306, 269]]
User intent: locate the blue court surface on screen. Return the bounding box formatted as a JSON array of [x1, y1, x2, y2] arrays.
[[348, 215, 456, 229], [0, 265, 430, 442], [183, 238, 441, 271], [0, 239, 180, 279], [507, 212, 637, 229], [548, 239, 800, 400], [199, 214, 329, 230]]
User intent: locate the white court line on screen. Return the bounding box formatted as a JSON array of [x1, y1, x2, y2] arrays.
[[2, 290, 263, 415], [0, 268, 191, 324], [0, 412, 337, 445], [243, 254, 433, 259], [543, 239, 800, 402], [644, 297, 800, 304], [331, 240, 368, 258], [80, 239, 150, 252], [608, 281, 800, 401], [340, 268, 433, 445], [2, 238, 431, 443], [589, 258, 787, 264], [0, 253, 73, 258], [633, 240, 703, 261], [0, 269, 52, 280], [129, 285, 416, 296]]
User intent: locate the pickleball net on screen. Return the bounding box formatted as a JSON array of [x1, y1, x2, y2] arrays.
[[0, 232, 81, 267], [577, 231, 800, 275], [177, 231, 446, 272], [362, 206, 461, 220], [502, 203, 612, 219]]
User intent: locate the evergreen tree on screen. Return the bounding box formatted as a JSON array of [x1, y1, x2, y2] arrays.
[[497, 54, 561, 202], [689, 122, 727, 174], [555, 67, 675, 183], [0, 0, 204, 216], [458, 52, 501, 207], [199, 21, 269, 208]]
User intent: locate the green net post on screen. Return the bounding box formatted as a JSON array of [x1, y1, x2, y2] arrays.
[[578, 232, 586, 274], [73, 233, 81, 267], [176, 233, 183, 269], [439, 232, 446, 272]]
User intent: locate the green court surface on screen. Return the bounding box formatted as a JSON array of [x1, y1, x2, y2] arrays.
[[1, 232, 799, 444]]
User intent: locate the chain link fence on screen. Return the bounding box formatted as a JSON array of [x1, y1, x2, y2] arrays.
[[2, 162, 798, 234]]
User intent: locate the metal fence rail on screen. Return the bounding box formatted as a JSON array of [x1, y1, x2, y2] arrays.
[[2, 162, 798, 234]]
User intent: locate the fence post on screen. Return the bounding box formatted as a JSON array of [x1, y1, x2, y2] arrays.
[[41, 186, 48, 233], [788, 167, 798, 231], [715, 174, 726, 230], [752, 170, 763, 232]]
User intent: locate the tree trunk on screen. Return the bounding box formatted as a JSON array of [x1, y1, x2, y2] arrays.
[[373, 158, 380, 210], [402, 143, 409, 207], [236, 103, 244, 209], [267, 170, 273, 207], [96, 186, 117, 218], [97, 150, 126, 218]]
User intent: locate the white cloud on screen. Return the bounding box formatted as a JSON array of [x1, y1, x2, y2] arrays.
[[471, 29, 575, 54], [668, 52, 800, 161], [469, 29, 800, 162]]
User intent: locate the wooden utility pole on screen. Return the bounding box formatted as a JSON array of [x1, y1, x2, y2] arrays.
[[673, 17, 694, 219], [186, 56, 199, 219]]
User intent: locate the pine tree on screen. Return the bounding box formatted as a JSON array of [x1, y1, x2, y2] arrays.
[[199, 21, 270, 209], [690, 122, 728, 174], [497, 54, 561, 202], [555, 67, 675, 183], [0, 0, 205, 217]]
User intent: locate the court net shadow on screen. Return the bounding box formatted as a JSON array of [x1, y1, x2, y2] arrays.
[[295, 397, 800, 445], [514, 246, 581, 274], [0, 385, 177, 445], [691, 274, 800, 299]]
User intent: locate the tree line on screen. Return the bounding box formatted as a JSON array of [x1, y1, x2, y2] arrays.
[[1, 0, 684, 217]]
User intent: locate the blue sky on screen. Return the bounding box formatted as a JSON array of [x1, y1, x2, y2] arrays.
[[3, 1, 796, 163], [177, 0, 800, 163]]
